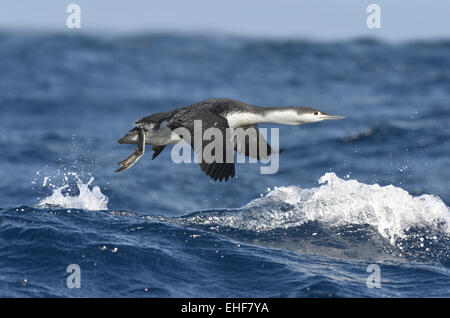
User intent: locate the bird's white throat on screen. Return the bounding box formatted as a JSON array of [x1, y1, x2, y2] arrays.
[[226, 109, 303, 127]]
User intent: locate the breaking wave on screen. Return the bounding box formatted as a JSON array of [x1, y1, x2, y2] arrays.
[[30, 170, 449, 263], [178, 173, 449, 246]]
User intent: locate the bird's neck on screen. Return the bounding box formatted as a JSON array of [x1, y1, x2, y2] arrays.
[[226, 107, 300, 127]]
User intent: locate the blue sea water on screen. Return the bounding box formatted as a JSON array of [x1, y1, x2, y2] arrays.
[[0, 32, 449, 297]]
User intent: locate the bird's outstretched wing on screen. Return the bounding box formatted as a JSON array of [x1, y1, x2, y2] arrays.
[[233, 125, 276, 160], [151, 145, 166, 160], [167, 110, 235, 182]]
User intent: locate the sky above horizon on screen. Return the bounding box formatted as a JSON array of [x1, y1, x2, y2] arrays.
[[0, 1, 449, 41]]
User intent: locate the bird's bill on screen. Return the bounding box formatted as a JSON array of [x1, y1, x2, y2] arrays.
[[322, 114, 345, 120]]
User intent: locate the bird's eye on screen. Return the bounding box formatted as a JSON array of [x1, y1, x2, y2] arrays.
[[314, 111, 319, 115]]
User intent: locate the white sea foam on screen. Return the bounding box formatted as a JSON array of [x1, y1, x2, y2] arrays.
[[184, 173, 449, 244], [36, 172, 109, 211]]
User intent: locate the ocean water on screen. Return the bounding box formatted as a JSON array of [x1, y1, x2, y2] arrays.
[[0, 32, 449, 297]]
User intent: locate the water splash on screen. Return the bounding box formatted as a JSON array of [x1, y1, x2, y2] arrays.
[[181, 173, 449, 245], [36, 171, 109, 211]]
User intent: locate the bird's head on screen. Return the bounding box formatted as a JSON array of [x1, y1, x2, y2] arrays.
[[263, 106, 344, 125], [291, 107, 345, 124]]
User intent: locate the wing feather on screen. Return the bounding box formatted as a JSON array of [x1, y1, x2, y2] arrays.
[[168, 110, 235, 182], [234, 125, 272, 160]]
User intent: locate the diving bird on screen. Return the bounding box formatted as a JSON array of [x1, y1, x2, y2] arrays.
[[116, 98, 344, 181]]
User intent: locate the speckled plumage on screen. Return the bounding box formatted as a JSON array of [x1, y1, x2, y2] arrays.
[[135, 98, 256, 130]]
